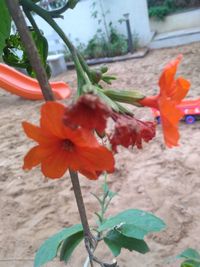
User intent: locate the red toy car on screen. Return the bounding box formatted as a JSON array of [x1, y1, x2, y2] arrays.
[[152, 99, 200, 124]]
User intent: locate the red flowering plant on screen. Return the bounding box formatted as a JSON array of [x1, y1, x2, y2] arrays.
[[2, 1, 191, 267]]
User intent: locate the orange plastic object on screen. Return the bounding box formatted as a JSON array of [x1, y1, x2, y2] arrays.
[[0, 63, 71, 100]]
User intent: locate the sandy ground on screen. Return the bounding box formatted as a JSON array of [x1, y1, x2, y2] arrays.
[[1, 43, 200, 267]]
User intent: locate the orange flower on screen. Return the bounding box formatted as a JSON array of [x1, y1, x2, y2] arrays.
[[22, 102, 114, 180], [139, 55, 190, 147]]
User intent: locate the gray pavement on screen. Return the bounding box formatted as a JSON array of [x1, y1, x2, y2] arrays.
[[150, 27, 200, 49]]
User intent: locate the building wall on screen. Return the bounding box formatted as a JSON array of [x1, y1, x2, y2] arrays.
[[104, 0, 152, 46], [34, 0, 151, 53], [150, 8, 200, 34], [34, 0, 98, 52]]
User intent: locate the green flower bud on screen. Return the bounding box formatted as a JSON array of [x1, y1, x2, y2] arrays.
[[104, 90, 145, 106]]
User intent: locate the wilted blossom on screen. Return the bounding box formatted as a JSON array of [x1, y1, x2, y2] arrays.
[[109, 113, 156, 152], [63, 94, 112, 134]]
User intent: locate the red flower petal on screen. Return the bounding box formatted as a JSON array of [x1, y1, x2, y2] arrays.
[[41, 149, 69, 179], [109, 113, 155, 152], [40, 102, 66, 139], [171, 77, 190, 103], [22, 121, 58, 145], [77, 146, 114, 173], [159, 54, 182, 96], [63, 127, 100, 148], [23, 145, 59, 170], [23, 146, 43, 170], [79, 169, 100, 180], [64, 94, 111, 133]]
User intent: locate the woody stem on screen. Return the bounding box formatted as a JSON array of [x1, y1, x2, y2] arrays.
[[69, 170, 96, 267], [6, 0, 55, 101], [69, 171, 119, 267]]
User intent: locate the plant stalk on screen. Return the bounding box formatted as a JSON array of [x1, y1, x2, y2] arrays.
[[69, 170, 96, 267], [6, 0, 55, 101], [20, 0, 91, 94]]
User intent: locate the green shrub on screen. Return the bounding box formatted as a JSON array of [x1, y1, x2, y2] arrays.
[[85, 34, 108, 59], [165, 0, 176, 9], [148, 0, 200, 20], [148, 0, 163, 8], [64, 25, 128, 61], [85, 27, 128, 59], [149, 5, 171, 20], [64, 27, 128, 61], [108, 27, 128, 57], [148, 0, 200, 9]]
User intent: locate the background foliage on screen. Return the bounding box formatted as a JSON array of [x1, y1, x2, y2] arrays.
[[148, 0, 200, 20], [64, 26, 128, 61]]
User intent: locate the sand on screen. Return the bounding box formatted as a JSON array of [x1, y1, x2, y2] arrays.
[[1, 43, 200, 267]]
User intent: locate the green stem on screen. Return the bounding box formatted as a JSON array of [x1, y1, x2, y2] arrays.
[[23, 7, 41, 36], [99, 191, 108, 224], [115, 102, 133, 115], [20, 0, 90, 94], [77, 53, 91, 78]]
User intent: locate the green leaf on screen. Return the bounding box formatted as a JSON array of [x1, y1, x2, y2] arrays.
[[91, 192, 103, 205], [102, 182, 116, 199], [3, 34, 27, 68], [100, 65, 108, 73], [26, 29, 50, 78], [178, 249, 200, 262], [31, 30, 48, 64], [0, 0, 11, 58], [34, 224, 83, 267], [102, 75, 116, 85], [95, 211, 102, 222], [98, 209, 166, 240], [3, 28, 51, 78], [104, 229, 149, 256], [60, 231, 83, 263], [181, 260, 200, 267]]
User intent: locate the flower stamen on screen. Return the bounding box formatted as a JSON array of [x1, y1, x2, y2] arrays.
[[62, 139, 75, 152]]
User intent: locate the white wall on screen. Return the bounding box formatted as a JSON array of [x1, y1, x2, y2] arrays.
[[150, 8, 200, 34], [104, 0, 152, 46], [34, 0, 99, 52], [34, 0, 151, 52]]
